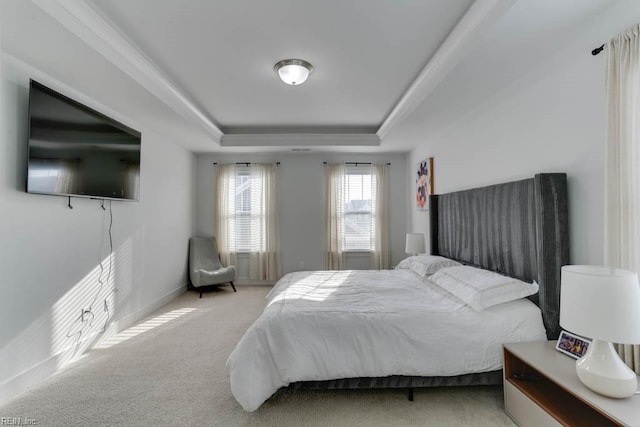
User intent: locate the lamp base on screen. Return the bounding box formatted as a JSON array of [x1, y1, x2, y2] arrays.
[[575, 339, 638, 398]]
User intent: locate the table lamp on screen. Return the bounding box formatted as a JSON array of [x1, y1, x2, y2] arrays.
[[405, 233, 425, 256], [560, 265, 640, 398]]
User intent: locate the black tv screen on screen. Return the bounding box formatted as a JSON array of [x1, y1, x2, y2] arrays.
[[27, 80, 141, 201]]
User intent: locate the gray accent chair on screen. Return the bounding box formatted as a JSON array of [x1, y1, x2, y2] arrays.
[[189, 237, 237, 297]]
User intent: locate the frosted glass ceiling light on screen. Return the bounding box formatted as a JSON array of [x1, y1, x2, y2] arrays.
[[274, 59, 313, 86]]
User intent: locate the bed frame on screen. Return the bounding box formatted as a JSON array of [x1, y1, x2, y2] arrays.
[[289, 173, 569, 397], [430, 173, 569, 340]]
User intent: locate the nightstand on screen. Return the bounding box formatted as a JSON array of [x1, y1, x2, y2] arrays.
[[503, 341, 640, 427]]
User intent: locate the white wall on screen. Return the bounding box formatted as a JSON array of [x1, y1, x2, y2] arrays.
[[406, 50, 604, 265], [195, 152, 408, 280], [402, 3, 640, 266], [0, 56, 195, 402]]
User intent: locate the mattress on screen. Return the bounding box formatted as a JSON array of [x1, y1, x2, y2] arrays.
[[227, 269, 547, 411]]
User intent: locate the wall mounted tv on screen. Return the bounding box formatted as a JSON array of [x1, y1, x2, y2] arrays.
[[27, 80, 141, 201]]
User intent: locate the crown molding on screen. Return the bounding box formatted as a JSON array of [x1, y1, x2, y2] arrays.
[[221, 133, 380, 147], [31, 0, 223, 143], [222, 125, 378, 135], [30, 0, 513, 148], [376, 0, 515, 140]]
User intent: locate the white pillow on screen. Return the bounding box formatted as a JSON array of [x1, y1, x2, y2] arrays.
[[429, 265, 539, 311], [395, 255, 461, 277]]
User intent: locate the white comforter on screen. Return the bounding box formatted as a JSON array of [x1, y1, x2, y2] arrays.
[[227, 270, 546, 411]]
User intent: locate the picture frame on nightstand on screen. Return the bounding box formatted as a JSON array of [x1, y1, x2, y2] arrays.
[[555, 330, 591, 359]]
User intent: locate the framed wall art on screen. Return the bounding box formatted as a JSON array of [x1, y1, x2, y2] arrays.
[[416, 157, 434, 210]]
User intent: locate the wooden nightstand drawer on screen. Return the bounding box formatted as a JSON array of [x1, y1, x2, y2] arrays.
[[505, 380, 560, 427], [503, 342, 637, 427]]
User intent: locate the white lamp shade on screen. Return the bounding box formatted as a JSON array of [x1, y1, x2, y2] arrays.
[[405, 233, 425, 255], [560, 265, 640, 343]]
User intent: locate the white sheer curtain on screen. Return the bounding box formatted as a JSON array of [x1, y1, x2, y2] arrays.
[[248, 163, 281, 281], [372, 163, 390, 269], [325, 163, 390, 270], [215, 163, 281, 281], [215, 163, 237, 268], [325, 163, 345, 270], [604, 23, 640, 374]]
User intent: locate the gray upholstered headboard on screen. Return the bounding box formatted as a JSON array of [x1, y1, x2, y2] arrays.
[[429, 173, 569, 339]]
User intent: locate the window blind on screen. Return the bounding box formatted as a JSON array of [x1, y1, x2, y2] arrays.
[[234, 168, 253, 252], [343, 166, 376, 251]]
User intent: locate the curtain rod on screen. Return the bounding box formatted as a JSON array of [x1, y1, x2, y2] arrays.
[[212, 162, 280, 166], [592, 44, 605, 56], [322, 162, 391, 166]]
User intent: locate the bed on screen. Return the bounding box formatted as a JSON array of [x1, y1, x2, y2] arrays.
[[227, 173, 569, 412]]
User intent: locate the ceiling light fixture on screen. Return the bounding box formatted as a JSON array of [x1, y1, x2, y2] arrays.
[[274, 59, 313, 86]]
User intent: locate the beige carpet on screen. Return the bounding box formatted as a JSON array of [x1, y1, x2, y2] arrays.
[[0, 285, 516, 426]]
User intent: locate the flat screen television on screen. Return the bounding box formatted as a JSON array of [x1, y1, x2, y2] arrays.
[[26, 80, 141, 201]]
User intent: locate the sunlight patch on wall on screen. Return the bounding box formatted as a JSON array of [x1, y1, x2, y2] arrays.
[[50, 251, 117, 366], [0, 244, 124, 397]]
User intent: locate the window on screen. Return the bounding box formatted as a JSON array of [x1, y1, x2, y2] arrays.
[[214, 163, 281, 280], [234, 169, 252, 252], [343, 167, 377, 251], [325, 163, 389, 270]]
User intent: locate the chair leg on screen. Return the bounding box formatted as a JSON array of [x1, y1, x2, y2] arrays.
[[230, 281, 237, 292], [199, 291, 203, 298]]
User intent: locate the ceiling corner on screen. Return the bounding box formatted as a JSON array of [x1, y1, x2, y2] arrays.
[[376, 0, 516, 140]]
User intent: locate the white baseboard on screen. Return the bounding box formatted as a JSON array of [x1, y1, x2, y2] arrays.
[[116, 284, 187, 330], [0, 327, 102, 404], [0, 284, 187, 405], [0, 352, 63, 404], [234, 279, 275, 286]]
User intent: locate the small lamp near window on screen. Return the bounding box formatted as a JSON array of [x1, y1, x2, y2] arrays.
[[405, 233, 425, 256], [560, 265, 640, 398]]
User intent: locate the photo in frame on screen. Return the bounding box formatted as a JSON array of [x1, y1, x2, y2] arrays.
[[416, 157, 434, 210], [555, 330, 591, 359]]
